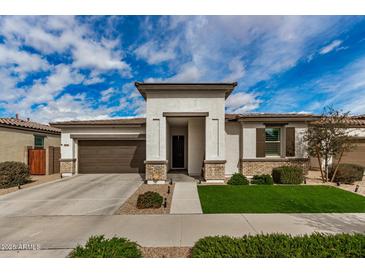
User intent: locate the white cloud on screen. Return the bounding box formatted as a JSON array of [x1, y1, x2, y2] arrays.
[[138, 16, 345, 87], [319, 40, 343, 55], [100, 88, 116, 102], [135, 40, 176, 65], [15, 64, 85, 110], [0, 16, 131, 75], [225, 92, 262, 113], [224, 58, 245, 82], [0, 44, 49, 74], [30, 93, 111, 123]]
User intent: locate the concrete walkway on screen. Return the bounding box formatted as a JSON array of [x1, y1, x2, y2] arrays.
[[0, 213, 364, 257], [170, 183, 203, 214]]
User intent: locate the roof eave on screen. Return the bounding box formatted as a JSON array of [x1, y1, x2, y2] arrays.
[[135, 82, 237, 100]]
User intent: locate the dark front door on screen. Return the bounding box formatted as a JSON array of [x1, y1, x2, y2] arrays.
[[172, 135, 184, 168]]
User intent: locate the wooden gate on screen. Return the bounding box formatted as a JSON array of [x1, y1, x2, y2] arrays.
[[48, 146, 60, 174], [28, 149, 46, 175]]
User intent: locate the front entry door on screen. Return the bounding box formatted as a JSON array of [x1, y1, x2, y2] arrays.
[[172, 135, 184, 168]]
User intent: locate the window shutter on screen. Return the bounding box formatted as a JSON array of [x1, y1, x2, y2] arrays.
[[286, 127, 295, 157], [256, 128, 265, 157]]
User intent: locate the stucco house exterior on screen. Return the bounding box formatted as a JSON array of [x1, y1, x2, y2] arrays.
[[51, 82, 365, 183], [51, 82, 317, 182], [0, 116, 61, 175]]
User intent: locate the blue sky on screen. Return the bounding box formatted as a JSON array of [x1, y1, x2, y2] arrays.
[[0, 16, 365, 123]]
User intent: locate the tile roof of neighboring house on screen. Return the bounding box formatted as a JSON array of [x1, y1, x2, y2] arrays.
[[50, 117, 146, 126], [225, 113, 320, 121], [311, 116, 365, 127], [0, 118, 61, 134]]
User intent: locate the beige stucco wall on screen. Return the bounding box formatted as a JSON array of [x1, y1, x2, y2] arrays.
[[188, 117, 205, 176], [146, 90, 226, 162], [0, 127, 60, 174], [225, 122, 241, 175]]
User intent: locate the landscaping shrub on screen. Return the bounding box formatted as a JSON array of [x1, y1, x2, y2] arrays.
[[0, 161, 30, 189], [251, 174, 274, 185], [328, 163, 364, 184], [136, 191, 163, 209], [272, 166, 304, 184], [191, 233, 365, 258], [227, 173, 249, 185], [69, 235, 142, 258]]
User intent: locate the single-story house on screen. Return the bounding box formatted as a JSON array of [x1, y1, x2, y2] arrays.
[[0, 115, 61, 175], [51, 82, 365, 183]]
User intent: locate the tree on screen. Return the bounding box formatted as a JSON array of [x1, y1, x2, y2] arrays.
[[304, 107, 356, 183]]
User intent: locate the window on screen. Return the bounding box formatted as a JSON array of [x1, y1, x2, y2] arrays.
[[34, 135, 44, 148], [265, 128, 281, 156]]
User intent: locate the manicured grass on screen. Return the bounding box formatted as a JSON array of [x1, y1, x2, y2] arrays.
[[198, 185, 365, 213]]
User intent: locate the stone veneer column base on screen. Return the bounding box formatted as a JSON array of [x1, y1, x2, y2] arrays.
[[60, 158, 76, 177], [203, 160, 226, 183], [145, 160, 168, 184], [240, 158, 309, 176]]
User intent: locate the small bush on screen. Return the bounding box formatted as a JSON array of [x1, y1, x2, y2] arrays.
[[251, 174, 274, 185], [272, 166, 303, 184], [227, 173, 249, 185], [191, 233, 365, 258], [0, 161, 30, 189], [136, 191, 163, 209], [69, 235, 142, 258], [328, 163, 364, 184]]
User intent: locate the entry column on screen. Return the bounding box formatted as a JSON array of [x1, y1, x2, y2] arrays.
[[145, 116, 168, 183], [203, 116, 226, 183]]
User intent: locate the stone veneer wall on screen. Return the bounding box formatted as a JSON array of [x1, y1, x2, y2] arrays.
[[145, 161, 167, 181], [60, 159, 76, 174], [204, 160, 226, 180], [240, 158, 309, 176]]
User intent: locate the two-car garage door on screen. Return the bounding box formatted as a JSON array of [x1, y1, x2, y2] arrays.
[[335, 139, 365, 168], [78, 140, 146, 173]]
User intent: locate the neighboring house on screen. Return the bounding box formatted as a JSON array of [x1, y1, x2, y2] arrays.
[[0, 115, 61, 175], [51, 82, 364, 183], [309, 115, 365, 169]]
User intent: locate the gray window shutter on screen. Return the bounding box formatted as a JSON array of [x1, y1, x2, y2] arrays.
[[286, 127, 295, 157], [256, 128, 265, 157]]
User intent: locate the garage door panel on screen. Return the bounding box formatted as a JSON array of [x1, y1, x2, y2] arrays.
[[78, 140, 145, 173], [334, 142, 365, 168]]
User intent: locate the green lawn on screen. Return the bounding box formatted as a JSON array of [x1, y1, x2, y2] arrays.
[[197, 185, 365, 213]]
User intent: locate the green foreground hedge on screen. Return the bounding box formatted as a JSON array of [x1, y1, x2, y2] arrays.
[[191, 233, 365, 258], [69, 235, 142, 258], [0, 161, 30, 189], [272, 166, 304, 184]]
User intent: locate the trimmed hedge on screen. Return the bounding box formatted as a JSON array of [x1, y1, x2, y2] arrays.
[[272, 166, 304, 184], [227, 173, 249, 185], [69, 235, 142, 258], [251, 174, 274, 185], [0, 161, 30, 189], [328, 163, 364, 184], [191, 233, 365, 258], [136, 191, 163, 209]]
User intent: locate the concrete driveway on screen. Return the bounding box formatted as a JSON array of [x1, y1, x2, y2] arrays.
[[0, 174, 143, 216]]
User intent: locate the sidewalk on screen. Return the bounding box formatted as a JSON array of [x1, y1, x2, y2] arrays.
[[0, 213, 364, 257], [170, 183, 202, 214]]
